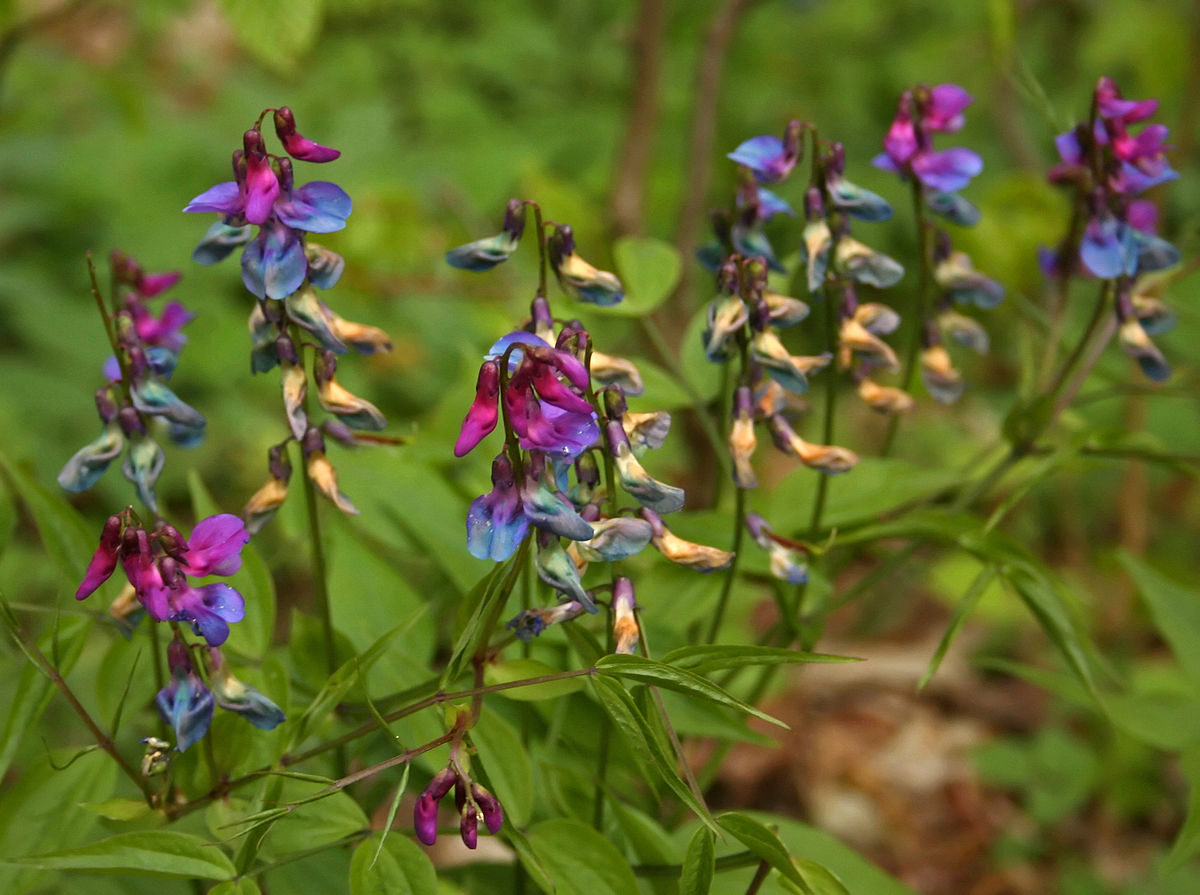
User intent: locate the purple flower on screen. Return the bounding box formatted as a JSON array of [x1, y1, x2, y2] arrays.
[[180, 514, 250, 577], [156, 639, 214, 752], [454, 360, 501, 457], [272, 106, 341, 163], [1080, 211, 1138, 279], [466, 454, 531, 561], [727, 120, 803, 184], [185, 124, 351, 301], [874, 84, 982, 196], [76, 514, 124, 600]]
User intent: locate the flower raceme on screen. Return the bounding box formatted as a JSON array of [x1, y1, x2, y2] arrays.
[[77, 511, 250, 647], [184, 109, 350, 301], [874, 83, 983, 214], [58, 253, 203, 511], [414, 766, 503, 849]]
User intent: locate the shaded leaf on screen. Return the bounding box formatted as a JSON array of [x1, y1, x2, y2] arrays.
[[681, 827, 715, 895], [1119, 553, 1200, 688], [717, 813, 807, 891], [0, 831, 235, 880], [483, 658, 588, 701], [526, 818, 641, 895], [596, 654, 786, 728], [662, 645, 858, 674], [349, 833, 437, 895], [607, 237, 683, 317]]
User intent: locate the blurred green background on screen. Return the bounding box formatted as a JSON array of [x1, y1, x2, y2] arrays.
[[1, 1, 1198, 892]]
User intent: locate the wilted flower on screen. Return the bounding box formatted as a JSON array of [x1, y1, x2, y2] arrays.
[[612, 577, 640, 655], [745, 513, 809, 584], [641, 508, 734, 571], [447, 199, 527, 271], [548, 224, 624, 305]]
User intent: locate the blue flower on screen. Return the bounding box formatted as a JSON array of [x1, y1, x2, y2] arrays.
[[727, 120, 803, 184], [156, 639, 214, 752]]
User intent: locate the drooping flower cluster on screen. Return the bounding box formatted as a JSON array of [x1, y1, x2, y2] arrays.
[[873, 84, 1003, 403], [184, 107, 394, 531], [1043, 77, 1181, 380], [414, 764, 504, 850], [157, 638, 286, 752], [58, 253, 202, 511], [447, 199, 731, 645], [75, 509, 283, 750]]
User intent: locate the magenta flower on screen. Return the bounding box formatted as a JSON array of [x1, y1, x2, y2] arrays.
[[77, 514, 249, 646], [874, 84, 983, 198], [273, 106, 341, 163], [184, 122, 351, 300]]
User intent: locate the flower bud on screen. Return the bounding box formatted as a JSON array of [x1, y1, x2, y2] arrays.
[[612, 576, 639, 655], [459, 805, 479, 850], [273, 106, 341, 163], [471, 784, 504, 835], [76, 514, 124, 601]]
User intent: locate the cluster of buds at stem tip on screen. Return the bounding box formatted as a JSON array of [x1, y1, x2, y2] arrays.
[[58, 252, 200, 512], [413, 766, 503, 849], [76, 509, 250, 646], [1043, 77, 1181, 382], [448, 206, 737, 650], [185, 106, 394, 527]]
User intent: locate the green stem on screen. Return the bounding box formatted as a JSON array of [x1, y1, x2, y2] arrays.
[[705, 484, 746, 644], [168, 667, 598, 820], [633, 850, 760, 877], [808, 283, 841, 537], [1045, 280, 1112, 403], [2, 598, 155, 805], [638, 314, 732, 477], [881, 177, 932, 456]]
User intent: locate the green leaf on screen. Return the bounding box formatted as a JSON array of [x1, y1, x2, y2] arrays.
[[216, 0, 323, 73], [592, 677, 716, 831], [483, 658, 588, 701], [661, 645, 858, 674], [0, 470, 15, 557], [526, 818, 641, 895], [0, 831, 236, 879], [442, 550, 524, 686], [258, 784, 368, 859], [286, 620, 414, 751], [784, 859, 851, 895], [0, 451, 94, 584], [919, 566, 997, 690], [207, 881, 262, 895], [1119, 553, 1200, 688], [0, 615, 90, 782], [1164, 747, 1200, 873], [767, 458, 962, 532], [610, 802, 678, 895], [0, 750, 117, 893], [999, 564, 1097, 696], [607, 237, 682, 317], [349, 834, 437, 895], [681, 827, 715, 895], [716, 813, 808, 891], [77, 799, 156, 822], [596, 654, 786, 728], [470, 706, 534, 826]]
